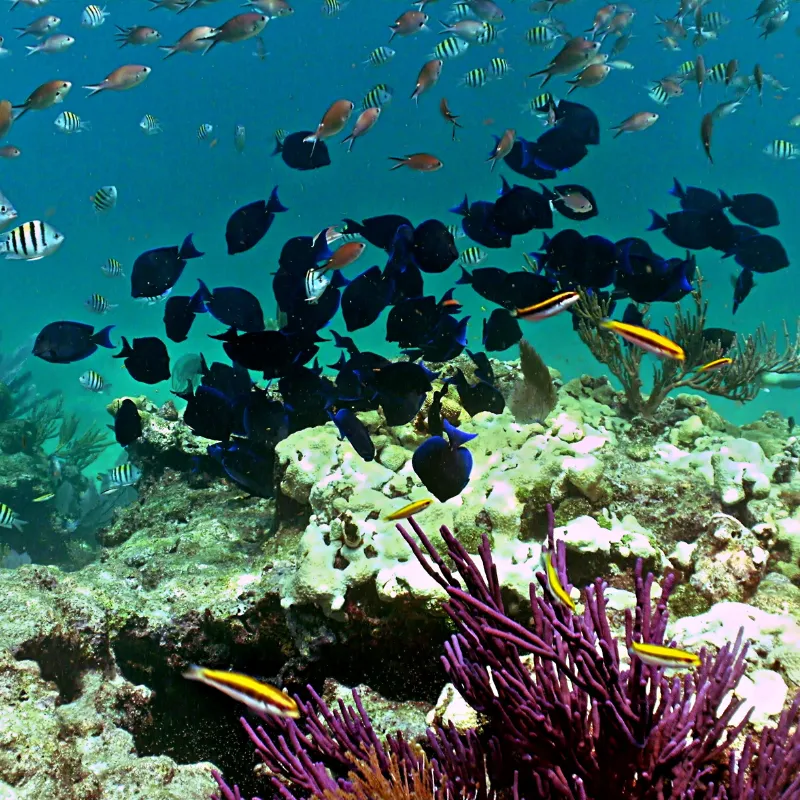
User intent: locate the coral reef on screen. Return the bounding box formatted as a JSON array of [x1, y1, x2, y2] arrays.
[[575, 281, 800, 418], [212, 511, 800, 800]]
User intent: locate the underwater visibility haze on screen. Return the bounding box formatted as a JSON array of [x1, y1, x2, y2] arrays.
[[1, 0, 800, 797]]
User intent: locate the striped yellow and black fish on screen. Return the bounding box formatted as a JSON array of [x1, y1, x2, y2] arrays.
[[139, 114, 162, 135], [525, 25, 559, 47], [101, 257, 124, 278], [321, 0, 343, 17], [448, 3, 474, 22], [362, 84, 393, 109], [364, 45, 395, 66], [459, 246, 486, 266], [54, 111, 89, 134], [447, 223, 465, 239], [700, 11, 729, 31], [197, 123, 213, 142], [184, 665, 300, 718], [706, 63, 727, 84], [79, 369, 109, 392], [675, 60, 696, 77], [432, 36, 469, 60], [91, 186, 117, 213], [764, 139, 799, 160], [648, 83, 670, 105], [0, 220, 64, 261], [84, 293, 117, 314], [99, 463, 141, 493], [528, 92, 555, 114], [0, 502, 26, 532], [81, 4, 109, 29], [462, 67, 488, 88], [488, 57, 510, 79], [475, 23, 498, 45]]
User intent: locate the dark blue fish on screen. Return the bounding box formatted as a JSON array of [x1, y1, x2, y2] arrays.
[[341, 266, 393, 332], [412, 419, 477, 502], [329, 408, 375, 461], [482, 308, 521, 352], [533, 126, 589, 172], [648, 210, 714, 251], [114, 398, 142, 447], [726, 234, 789, 273], [279, 365, 336, 431], [207, 440, 274, 498], [412, 219, 458, 273], [163, 295, 196, 343], [178, 385, 235, 441], [242, 390, 288, 445], [622, 303, 645, 328], [503, 137, 558, 181], [719, 190, 779, 229], [669, 178, 723, 213], [386, 294, 451, 348], [467, 349, 494, 385], [382, 224, 424, 304], [33, 322, 114, 364], [191, 279, 265, 332], [130, 234, 204, 300], [114, 336, 171, 385], [493, 177, 553, 235], [225, 187, 287, 255], [450, 195, 512, 249], [341, 215, 412, 251], [200, 355, 252, 399], [272, 130, 331, 171], [448, 368, 505, 417], [552, 99, 600, 146], [405, 314, 469, 363], [210, 328, 319, 378], [733, 268, 754, 314]]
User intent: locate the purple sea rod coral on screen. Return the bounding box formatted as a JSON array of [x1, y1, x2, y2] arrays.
[[212, 508, 800, 800]]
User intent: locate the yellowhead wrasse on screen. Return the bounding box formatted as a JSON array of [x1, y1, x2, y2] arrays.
[[695, 356, 733, 372], [183, 665, 300, 719], [384, 498, 433, 521], [512, 291, 580, 322], [629, 641, 700, 669], [599, 320, 685, 361], [543, 549, 575, 612]]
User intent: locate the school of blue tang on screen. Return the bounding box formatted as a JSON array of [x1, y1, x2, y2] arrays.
[[0, 0, 795, 504]]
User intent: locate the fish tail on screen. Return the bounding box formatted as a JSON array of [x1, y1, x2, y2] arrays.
[[449, 194, 469, 216], [13, 518, 27, 532], [159, 45, 177, 59], [179, 233, 204, 260], [647, 210, 667, 231], [24, 45, 38, 56], [93, 325, 116, 350], [668, 177, 684, 199], [266, 186, 288, 214], [455, 267, 472, 285], [388, 157, 406, 170], [271, 135, 283, 156], [82, 84, 105, 97]]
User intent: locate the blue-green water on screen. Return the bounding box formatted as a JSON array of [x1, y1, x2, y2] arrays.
[[2, 0, 797, 475]]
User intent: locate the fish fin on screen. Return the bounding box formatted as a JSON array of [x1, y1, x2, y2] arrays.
[[82, 84, 105, 97], [443, 418, 477, 447], [668, 177, 684, 199], [24, 45, 38, 56], [449, 195, 469, 217], [208, 327, 239, 343], [13, 518, 27, 532], [271, 135, 283, 155], [93, 325, 116, 350], [179, 233, 204, 260], [190, 279, 211, 313], [647, 210, 667, 231], [455, 266, 472, 285], [341, 218, 365, 236], [266, 186, 288, 214], [330, 270, 349, 289], [159, 45, 177, 59], [718, 189, 732, 207], [498, 175, 512, 196], [311, 228, 333, 262], [388, 157, 406, 170], [113, 335, 134, 359]]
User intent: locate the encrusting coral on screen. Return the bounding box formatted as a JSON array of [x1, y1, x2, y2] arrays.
[[575, 278, 800, 418], [212, 508, 800, 800]]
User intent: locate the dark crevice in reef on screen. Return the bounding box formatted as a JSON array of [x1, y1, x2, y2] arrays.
[[14, 625, 114, 705], [111, 584, 452, 794]]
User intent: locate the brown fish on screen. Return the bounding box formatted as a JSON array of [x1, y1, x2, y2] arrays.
[[700, 111, 713, 164], [611, 111, 659, 138], [440, 97, 463, 140], [83, 65, 151, 96], [304, 99, 354, 153], [695, 54, 706, 103], [159, 26, 215, 58], [316, 241, 366, 273], [529, 37, 600, 87], [115, 25, 162, 47], [724, 58, 738, 86], [13, 79, 71, 119], [487, 128, 515, 170], [566, 63, 610, 94], [754, 63, 764, 104], [411, 59, 442, 104], [0, 101, 13, 139], [341, 107, 380, 152], [201, 12, 268, 53], [0, 145, 21, 158], [389, 10, 427, 42], [388, 153, 443, 171]]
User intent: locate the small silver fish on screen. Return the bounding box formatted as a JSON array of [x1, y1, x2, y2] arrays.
[[139, 113, 161, 135], [0, 190, 18, 231], [304, 268, 329, 304], [234, 123, 246, 153]]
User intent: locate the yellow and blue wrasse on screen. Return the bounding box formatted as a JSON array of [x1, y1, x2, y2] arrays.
[[512, 291, 580, 321], [599, 320, 686, 361], [384, 498, 433, 521], [696, 356, 733, 373], [629, 641, 701, 669], [33, 492, 55, 503], [183, 665, 300, 719], [543, 550, 575, 612]]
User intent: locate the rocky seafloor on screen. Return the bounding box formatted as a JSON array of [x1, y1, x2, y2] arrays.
[[1, 356, 800, 799]]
